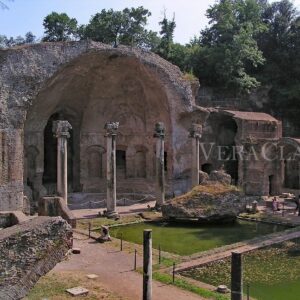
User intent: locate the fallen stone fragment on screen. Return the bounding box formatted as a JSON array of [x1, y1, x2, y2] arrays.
[[66, 287, 89, 296], [72, 248, 81, 254], [217, 285, 229, 293], [87, 274, 99, 279]]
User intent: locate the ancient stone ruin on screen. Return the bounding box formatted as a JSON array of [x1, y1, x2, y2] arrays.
[[161, 182, 254, 223], [1, 38, 300, 300], [0, 40, 299, 215]]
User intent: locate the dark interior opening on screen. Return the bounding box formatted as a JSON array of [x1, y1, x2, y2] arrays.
[[201, 163, 213, 175], [284, 159, 299, 189], [218, 118, 238, 184], [116, 150, 126, 178], [43, 113, 74, 192], [269, 175, 275, 195]]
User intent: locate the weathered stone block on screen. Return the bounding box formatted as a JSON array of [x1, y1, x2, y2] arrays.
[[0, 216, 72, 300]]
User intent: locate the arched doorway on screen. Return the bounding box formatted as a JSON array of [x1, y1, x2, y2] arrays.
[[269, 175, 275, 195]]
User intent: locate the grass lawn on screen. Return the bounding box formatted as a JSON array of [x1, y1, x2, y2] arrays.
[[25, 271, 124, 300]]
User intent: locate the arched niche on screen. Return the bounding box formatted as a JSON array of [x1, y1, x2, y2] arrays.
[[22, 48, 190, 196], [86, 145, 105, 178], [134, 145, 148, 178]]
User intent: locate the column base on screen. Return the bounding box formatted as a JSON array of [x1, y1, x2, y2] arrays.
[[106, 210, 119, 219], [155, 202, 163, 211]]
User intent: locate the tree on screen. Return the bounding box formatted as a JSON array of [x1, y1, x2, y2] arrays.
[[135, 30, 161, 50], [0, 35, 8, 48], [157, 13, 176, 59], [0, 0, 12, 9], [256, 0, 300, 127], [166, 43, 190, 71], [0, 31, 36, 49], [193, 0, 267, 94], [81, 7, 152, 48], [25, 32, 36, 44], [43, 12, 78, 42]]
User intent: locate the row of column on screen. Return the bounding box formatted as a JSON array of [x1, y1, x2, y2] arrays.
[[53, 120, 202, 216]]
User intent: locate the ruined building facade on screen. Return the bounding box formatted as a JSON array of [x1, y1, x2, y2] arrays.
[[0, 41, 299, 211]]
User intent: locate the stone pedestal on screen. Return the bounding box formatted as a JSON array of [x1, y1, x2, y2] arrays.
[[189, 123, 202, 187], [105, 122, 119, 218], [53, 121, 72, 204], [154, 123, 165, 209]]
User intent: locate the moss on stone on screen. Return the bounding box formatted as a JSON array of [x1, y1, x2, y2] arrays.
[[172, 183, 241, 203]]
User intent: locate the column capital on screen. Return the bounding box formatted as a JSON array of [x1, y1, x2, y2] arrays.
[[154, 122, 165, 138], [189, 123, 202, 139], [53, 120, 72, 139], [104, 122, 119, 137]]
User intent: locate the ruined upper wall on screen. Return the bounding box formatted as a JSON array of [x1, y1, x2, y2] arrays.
[[0, 40, 196, 130]]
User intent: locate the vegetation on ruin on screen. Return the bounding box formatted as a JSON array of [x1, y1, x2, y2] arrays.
[[172, 183, 241, 203], [182, 72, 198, 82]]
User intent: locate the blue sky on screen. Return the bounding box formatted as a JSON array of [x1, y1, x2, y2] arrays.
[[1, 0, 300, 44]]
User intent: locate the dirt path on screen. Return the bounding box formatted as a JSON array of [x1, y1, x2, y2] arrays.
[[53, 233, 204, 300]]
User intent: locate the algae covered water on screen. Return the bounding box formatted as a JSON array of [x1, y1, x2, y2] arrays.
[[180, 239, 300, 300], [109, 220, 286, 255]]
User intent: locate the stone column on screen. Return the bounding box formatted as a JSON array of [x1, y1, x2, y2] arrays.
[[231, 252, 243, 300], [298, 161, 300, 190], [105, 122, 119, 218], [189, 123, 202, 187], [53, 120, 72, 204], [154, 122, 165, 209], [143, 229, 152, 300]]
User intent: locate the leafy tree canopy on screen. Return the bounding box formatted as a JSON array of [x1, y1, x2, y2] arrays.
[[193, 0, 267, 94], [80, 7, 155, 49], [156, 13, 176, 59], [43, 12, 78, 42], [0, 32, 36, 49]]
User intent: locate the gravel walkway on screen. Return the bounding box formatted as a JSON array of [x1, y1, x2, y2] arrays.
[[53, 233, 204, 300]]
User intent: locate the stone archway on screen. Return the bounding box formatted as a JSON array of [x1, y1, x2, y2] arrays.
[[0, 41, 206, 211], [22, 47, 180, 205]]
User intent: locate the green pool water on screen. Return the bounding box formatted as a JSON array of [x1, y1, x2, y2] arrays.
[[180, 239, 300, 300], [109, 220, 286, 256]]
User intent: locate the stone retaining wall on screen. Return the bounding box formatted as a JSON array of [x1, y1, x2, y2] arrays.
[[0, 216, 72, 300]]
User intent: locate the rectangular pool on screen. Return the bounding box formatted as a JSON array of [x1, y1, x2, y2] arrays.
[[109, 220, 287, 256]]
